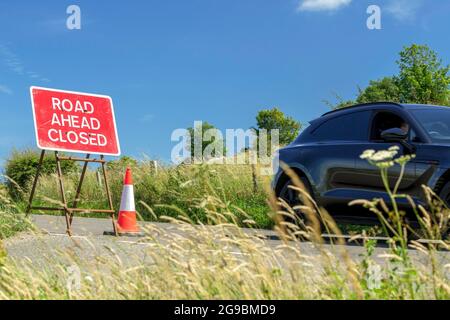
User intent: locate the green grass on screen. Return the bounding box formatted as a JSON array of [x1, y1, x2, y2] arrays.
[[0, 186, 33, 263], [0, 186, 32, 239], [0, 211, 31, 239], [21, 161, 273, 228]]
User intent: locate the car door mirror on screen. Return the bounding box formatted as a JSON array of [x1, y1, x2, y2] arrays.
[[380, 128, 408, 142]]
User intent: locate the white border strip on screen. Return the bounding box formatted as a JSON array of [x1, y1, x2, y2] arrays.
[[120, 185, 136, 211]]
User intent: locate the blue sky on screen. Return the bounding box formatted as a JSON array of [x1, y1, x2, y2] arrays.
[[0, 0, 449, 163]]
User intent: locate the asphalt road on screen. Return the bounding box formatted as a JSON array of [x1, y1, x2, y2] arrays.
[[4, 215, 450, 277]]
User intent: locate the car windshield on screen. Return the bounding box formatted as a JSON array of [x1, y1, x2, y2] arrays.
[[411, 108, 450, 142]]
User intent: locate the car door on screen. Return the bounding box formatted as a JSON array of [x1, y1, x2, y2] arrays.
[[307, 110, 373, 206], [353, 109, 418, 203], [410, 136, 440, 199]]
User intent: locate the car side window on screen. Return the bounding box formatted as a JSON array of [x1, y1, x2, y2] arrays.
[[311, 111, 371, 141], [410, 129, 419, 142], [370, 111, 409, 141]]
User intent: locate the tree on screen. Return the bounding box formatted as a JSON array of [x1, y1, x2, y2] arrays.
[[255, 107, 301, 145], [323, 93, 355, 110], [396, 44, 450, 105], [187, 121, 226, 160], [356, 77, 400, 104], [331, 44, 450, 109]]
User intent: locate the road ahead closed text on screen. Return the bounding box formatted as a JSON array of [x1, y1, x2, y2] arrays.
[[30, 87, 120, 156]]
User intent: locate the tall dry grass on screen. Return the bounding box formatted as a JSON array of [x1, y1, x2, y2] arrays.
[[0, 149, 449, 299], [1, 181, 449, 299]]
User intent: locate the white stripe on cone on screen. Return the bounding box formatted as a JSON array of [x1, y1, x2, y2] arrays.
[[120, 185, 135, 212]]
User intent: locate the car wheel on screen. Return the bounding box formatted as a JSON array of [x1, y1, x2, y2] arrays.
[[278, 176, 313, 212], [439, 181, 450, 207], [438, 182, 450, 239], [277, 176, 317, 235]]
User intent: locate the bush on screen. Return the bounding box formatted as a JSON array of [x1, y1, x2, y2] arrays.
[[4, 149, 78, 200], [106, 156, 139, 172]]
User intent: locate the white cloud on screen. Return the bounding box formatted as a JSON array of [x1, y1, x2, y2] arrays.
[[385, 0, 424, 21], [297, 0, 352, 12], [0, 85, 12, 95], [0, 44, 25, 75], [0, 44, 50, 82]]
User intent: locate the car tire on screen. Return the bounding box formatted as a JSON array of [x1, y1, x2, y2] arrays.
[[278, 176, 313, 212], [439, 181, 450, 207], [438, 181, 450, 240]]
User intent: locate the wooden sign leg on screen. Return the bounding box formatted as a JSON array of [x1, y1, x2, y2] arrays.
[[26, 150, 46, 215], [101, 155, 118, 236], [55, 151, 71, 236], [70, 154, 90, 225]]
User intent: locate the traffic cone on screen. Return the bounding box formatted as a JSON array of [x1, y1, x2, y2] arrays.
[[115, 167, 143, 236]]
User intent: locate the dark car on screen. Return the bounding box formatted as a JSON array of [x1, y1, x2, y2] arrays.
[[273, 102, 450, 224]]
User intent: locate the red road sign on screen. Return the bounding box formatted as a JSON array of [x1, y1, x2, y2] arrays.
[[30, 86, 121, 156]]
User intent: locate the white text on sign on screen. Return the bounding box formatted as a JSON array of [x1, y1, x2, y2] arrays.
[[48, 97, 107, 147]]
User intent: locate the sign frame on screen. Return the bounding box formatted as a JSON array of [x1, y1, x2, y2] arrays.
[[30, 86, 121, 156]]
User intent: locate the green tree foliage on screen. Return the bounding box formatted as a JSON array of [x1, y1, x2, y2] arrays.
[[4, 149, 78, 199], [396, 44, 450, 105], [356, 77, 401, 104], [187, 121, 226, 160], [255, 107, 301, 145], [332, 44, 450, 109], [107, 156, 139, 172], [323, 93, 356, 110]]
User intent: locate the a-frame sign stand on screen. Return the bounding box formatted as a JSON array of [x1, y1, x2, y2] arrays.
[[26, 150, 118, 236], [29, 86, 121, 236]]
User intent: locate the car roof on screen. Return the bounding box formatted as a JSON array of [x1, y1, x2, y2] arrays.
[[321, 102, 401, 118], [401, 103, 450, 111], [319, 102, 449, 120]]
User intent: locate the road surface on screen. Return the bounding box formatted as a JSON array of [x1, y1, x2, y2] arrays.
[[3, 215, 450, 276]]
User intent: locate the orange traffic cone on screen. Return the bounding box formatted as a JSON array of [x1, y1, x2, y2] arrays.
[[115, 168, 143, 236]]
